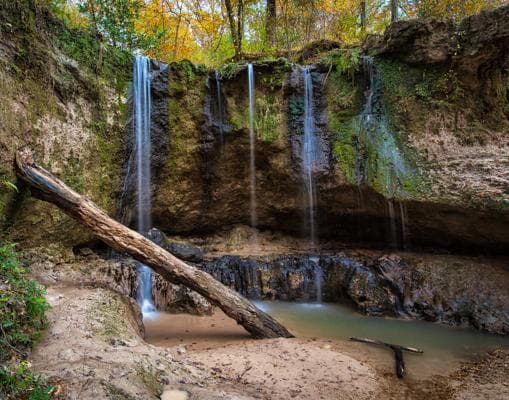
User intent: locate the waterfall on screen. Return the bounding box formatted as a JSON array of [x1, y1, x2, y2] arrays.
[[387, 200, 398, 249], [399, 202, 408, 249], [302, 67, 317, 246], [247, 63, 258, 228], [133, 55, 155, 315], [357, 56, 410, 192], [309, 256, 322, 302], [356, 56, 414, 249], [215, 70, 224, 141]]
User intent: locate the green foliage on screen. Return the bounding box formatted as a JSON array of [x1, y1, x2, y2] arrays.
[[327, 70, 362, 183], [78, 0, 149, 49], [219, 62, 246, 80], [0, 244, 48, 358], [321, 48, 362, 79], [57, 26, 132, 91], [333, 125, 358, 184], [288, 95, 304, 136], [1, 180, 18, 193], [178, 59, 198, 82], [376, 59, 415, 101], [0, 361, 54, 400], [0, 244, 52, 399], [255, 94, 282, 142], [377, 58, 464, 109], [414, 70, 464, 106]]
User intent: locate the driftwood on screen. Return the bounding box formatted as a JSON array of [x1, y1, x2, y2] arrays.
[[15, 148, 293, 339], [350, 337, 423, 378]]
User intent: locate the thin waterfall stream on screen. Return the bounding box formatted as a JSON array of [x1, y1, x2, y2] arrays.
[[356, 56, 413, 249], [302, 67, 322, 301], [133, 55, 156, 315], [247, 63, 258, 229], [214, 70, 224, 141], [302, 67, 317, 247]]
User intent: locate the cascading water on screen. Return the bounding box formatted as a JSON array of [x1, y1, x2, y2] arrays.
[[356, 56, 413, 249], [399, 202, 408, 249], [357, 56, 410, 190], [247, 63, 258, 228], [309, 256, 322, 302], [302, 67, 317, 246], [133, 55, 156, 315], [215, 70, 224, 141], [387, 200, 398, 249]]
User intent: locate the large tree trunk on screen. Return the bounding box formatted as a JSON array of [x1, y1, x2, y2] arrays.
[[266, 0, 276, 47], [15, 148, 293, 339], [360, 1, 367, 33], [223, 0, 243, 59], [391, 0, 398, 22]]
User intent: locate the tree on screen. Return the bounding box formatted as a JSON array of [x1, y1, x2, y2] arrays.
[[52, 0, 508, 65], [265, 0, 276, 47], [391, 0, 398, 22], [15, 149, 294, 339], [360, 0, 366, 33], [79, 0, 145, 48], [223, 0, 245, 59]]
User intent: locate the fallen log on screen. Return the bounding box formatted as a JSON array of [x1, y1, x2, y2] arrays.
[[350, 337, 423, 378], [15, 148, 293, 339]]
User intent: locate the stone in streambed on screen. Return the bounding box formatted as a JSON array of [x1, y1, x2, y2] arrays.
[[160, 390, 189, 400], [148, 228, 205, 262]]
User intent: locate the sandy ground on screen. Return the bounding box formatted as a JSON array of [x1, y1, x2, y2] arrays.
[[182, 338, 381, 400], [144, 311, 251, 351], [145, 310, 509, 400], [30, 286, 386, 400], [30, 284, 509, 400]]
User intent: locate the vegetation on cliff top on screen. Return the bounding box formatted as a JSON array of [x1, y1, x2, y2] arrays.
[[39, 0, 506, 65]]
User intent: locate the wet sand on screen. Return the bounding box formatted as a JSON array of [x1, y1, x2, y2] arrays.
[[143, 310, 251, 351]]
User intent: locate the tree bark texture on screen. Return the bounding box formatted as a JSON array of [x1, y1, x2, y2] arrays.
[[15, 148, 293, 339]]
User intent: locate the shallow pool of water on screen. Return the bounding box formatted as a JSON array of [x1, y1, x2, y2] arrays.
[[145, 300, 509, 377], [254, 301, 509, 364]]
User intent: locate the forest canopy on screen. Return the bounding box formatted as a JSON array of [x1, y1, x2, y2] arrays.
[[44, 0, 509, 65]]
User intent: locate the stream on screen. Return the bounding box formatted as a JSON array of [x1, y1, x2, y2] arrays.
[[145, 300, 509, 377], [255, 301, 509, 359]]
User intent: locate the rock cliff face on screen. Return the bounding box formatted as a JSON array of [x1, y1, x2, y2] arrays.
[[0, 3, 506, 342], [197, 251, 509, 335], [27, 250, 212, 315], [1, 4, 507, 254], [115, 7, 509, 253]]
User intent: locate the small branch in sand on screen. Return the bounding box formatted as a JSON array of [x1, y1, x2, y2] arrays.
[[237, 363, 253, 382], [350, 337, 423, 378]]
